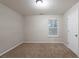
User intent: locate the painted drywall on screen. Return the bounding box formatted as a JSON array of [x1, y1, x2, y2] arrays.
[[0, 3, 23, 55], [64, 2, 79, 56], [24, 15, 65, 43]]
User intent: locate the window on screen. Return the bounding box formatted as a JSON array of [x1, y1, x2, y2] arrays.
[[48, 19, 59, 37]]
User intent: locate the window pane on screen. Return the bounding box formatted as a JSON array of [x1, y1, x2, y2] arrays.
[[48, 20, 57, 28], [49, 28, 57, 35]]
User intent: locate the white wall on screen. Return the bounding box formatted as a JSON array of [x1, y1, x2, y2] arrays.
[[0, 3, 23, 55], [64, 2, 79, 56], [24, 15, 65, 43]]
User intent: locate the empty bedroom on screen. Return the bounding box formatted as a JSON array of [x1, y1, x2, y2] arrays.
[[0, 0, 79, 58]]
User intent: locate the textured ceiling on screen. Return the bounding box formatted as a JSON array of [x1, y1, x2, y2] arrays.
[[0, 0, 79, 15]]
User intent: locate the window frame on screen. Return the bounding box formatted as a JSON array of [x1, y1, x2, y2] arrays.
[[48, 18, 59, 38]]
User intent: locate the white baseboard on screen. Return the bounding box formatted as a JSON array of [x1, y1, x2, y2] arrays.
[[0, 41, 23, 56], [64, 43, 79, 57], [24, 40, 64, 43]]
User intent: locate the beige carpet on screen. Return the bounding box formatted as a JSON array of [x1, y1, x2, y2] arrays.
[[0, 43, 78, 58]]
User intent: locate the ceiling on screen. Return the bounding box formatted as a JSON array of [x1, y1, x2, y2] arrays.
[[0, 0, 79, 15]]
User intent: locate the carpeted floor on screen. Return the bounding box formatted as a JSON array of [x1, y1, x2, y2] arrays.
[[0, 43, 78, 58]]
